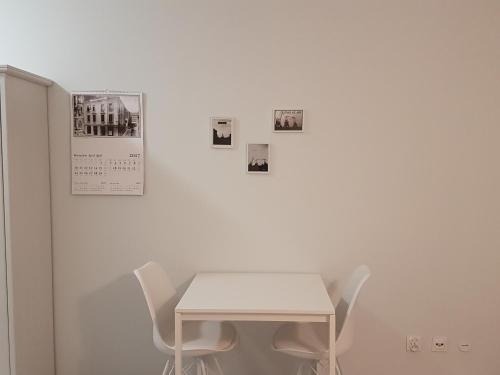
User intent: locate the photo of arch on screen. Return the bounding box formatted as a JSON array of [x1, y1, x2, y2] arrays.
[[273, 109, 303, 132]]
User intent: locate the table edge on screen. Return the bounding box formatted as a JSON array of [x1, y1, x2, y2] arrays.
[[175, 308, 335, 315]]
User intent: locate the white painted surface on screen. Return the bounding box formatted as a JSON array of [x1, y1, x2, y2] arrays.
[[0, 76, 11, 375], [177, 273, 334, 314], [0, 70, 54, 375], [175, 273, 335, 375], [0, 65, 52, 87], [1, 1, 500, 375]]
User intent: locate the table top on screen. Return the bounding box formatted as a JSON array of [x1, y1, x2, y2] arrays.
[[175, 272, 335, 315]]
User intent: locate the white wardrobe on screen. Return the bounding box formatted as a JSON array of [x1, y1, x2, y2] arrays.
[[0, 66, 54, 375]]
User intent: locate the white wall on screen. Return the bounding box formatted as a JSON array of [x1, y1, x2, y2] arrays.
[[2, 0, 500, 374]]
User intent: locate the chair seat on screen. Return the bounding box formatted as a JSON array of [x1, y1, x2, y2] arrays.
[[272, 322, 337, 360], [159, 321, 237, 357]]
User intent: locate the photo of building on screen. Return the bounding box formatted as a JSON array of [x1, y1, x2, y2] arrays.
[[73, 94, 141, 137]]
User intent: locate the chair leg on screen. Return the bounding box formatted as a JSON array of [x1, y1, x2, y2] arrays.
[[168, 362, 175, 375], [183, 360, 195, 375], [167, 359, 196, 375], [211, 355, 224, 375], [310, 361, 319, 375], [296, 362, 304, 375], [199, 358, 207, 375], [335, 360, 343, 375], [307, 361, 316, 375], [299, 361, 316, 375], [165, 357, 222, 375], [316, 360, 328, 375], [162, 359, 170, 375]]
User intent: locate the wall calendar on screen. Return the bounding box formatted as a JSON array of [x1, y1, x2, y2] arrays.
[[71, 91, 144, 195]]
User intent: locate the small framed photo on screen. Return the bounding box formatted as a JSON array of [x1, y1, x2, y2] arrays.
[[273, 109, 303, 132], [210, 117, 233, 148], [247, 143, 270, 174]]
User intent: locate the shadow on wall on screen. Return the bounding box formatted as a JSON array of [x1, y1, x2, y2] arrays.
[[77, 273, 301, 375], [220, 321, 303, 375], [76, 269, 367, 375], [341, 305, 456, 375], [74, 272, 372, 375], [340, 304, 406, 375], [78, 274, 165, 375]]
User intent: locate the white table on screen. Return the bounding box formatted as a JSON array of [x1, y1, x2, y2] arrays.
[[175, 273, 336, 375]]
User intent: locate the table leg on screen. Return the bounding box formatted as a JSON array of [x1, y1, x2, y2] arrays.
[[175, 312, 182, 375], [329, 314, 335, 375]]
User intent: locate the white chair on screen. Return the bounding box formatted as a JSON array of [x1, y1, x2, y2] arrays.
[[134, 262, 238, 375], [272, 265, 371, 375]]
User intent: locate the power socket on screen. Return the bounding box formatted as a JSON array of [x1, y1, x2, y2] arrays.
[[432, 336, 448, 352], [458, 341, 472, 352], [407, 336, 422, 352]]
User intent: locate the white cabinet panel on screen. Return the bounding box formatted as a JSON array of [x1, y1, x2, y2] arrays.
[[0, 66, 54, 375], [0, 83, 11, 375]]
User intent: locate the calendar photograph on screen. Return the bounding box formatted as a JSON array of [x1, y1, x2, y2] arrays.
[[72, 93, 142, 138], [71, 91, 144, 196], [247, 143, 270, 174], [273, 109, 304, 132], [210, 117, 233, 148]]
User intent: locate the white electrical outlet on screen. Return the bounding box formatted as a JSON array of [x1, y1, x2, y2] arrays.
[[458, 341, 472, 352], [432, 336, 448, 352], [407, 336, 422, 352]]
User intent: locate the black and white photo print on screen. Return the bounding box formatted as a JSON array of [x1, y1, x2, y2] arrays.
[[273, 109, 303, 132], [210, 117, 233, 148], [72, 93, 142, 137], [247, 143, 270, 174]]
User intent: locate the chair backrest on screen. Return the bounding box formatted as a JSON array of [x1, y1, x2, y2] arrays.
[[134, 262, 177, 351], [335, 265, 371, 352]]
